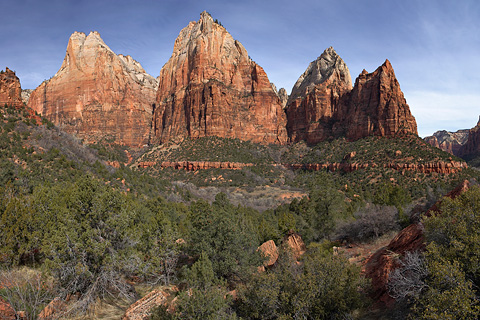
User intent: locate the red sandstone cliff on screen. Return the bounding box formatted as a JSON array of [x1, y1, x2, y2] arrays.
[[286, 47, 352, 144], [153, 11, 287, 145], [28, 31, 158, 147], [458, 117, 480, 158], [286, 54, 418, 143], [0, 67, 24, 108], [342, 60, 418, 140]]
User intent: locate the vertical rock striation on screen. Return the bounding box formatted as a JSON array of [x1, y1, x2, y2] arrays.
[[424, 129, 470, 156], [342, 60, 418, 140], [28, 31, 158, 147], [458, 117, 480, 158], [286, 50, 418, 143], [0, 67, 24, 108], [286, 47, 352, 144], [153, 11, 287, 145]]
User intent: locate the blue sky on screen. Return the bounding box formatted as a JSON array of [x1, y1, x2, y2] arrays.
[[1, 0, 479, 137]]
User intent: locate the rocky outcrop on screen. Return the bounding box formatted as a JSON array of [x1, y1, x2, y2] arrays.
[[257, 240, 279, 268], [137, 160, 254, 170], [278, 88, 288, 108], [424, 129, 469, 156], [0, 67, 24, 108], [21, 89, 33, 105], [271, 83, 288, 108], [153, 11, 287, 145], [123, 289, 171, 320], [0, 297, 15, 320], [38, 297, 67, 320], [458, 117, 480, 158], [28, 31, 157, 147], [286, 47, 353, 144], [282, 230, 307, 260], [286, 53, 418, 143], [285, 160, 467, 174], [365, 180, 472, 305]]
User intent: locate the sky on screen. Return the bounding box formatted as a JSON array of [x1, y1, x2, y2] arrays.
[[1, 0, 479, 137]]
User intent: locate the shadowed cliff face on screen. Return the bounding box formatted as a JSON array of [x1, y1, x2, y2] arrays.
[[0, 67, 24, 108], [153, 11, 288, 145], [27, 31, 158, 147], [458, 117, 480, 158], [286, 50, 418, 144]]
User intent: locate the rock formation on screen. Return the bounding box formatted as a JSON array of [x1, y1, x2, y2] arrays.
[[286, 47, 352, 144], [257, 240, 279, 268], [271, 83, 288, 108], [123, 289, 171, 320], [342, 60, 418, 140], [153, 11, 287, 145], [286, 50, 418, 143], [38, 297, 67, 320], [424, 129, 469, 156], [458, 117, 480, 158], [0, 297, 15, 320], [285, 159, 466, 174], [365, 180, 472, 305], [28, 31, 158, 147], [282, 230, 307, 260], [21, 89, 33, 105], [136, 160, 253, 170], [0, 67, 24, 108]]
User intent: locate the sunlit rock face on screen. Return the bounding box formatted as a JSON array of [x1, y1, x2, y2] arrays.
[[0, 67, 24, 108], [154, 11, 288, 145], [286, 50, 418, 144], [28, 31, 158, 147]]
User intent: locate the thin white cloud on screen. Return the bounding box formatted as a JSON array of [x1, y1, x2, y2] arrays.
[[408, 91, 479, 137]]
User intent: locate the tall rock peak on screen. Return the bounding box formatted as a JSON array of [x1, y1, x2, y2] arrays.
[[285, 47, 353, 144], [344, 60, 417, 140], [288, 47, 352, 105], [28, 31, 158, 147], [286, 52, 417, 144], [153, 12, 287, 144]]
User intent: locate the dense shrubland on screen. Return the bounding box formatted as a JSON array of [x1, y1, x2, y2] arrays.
[[1, 104, 480, 318]]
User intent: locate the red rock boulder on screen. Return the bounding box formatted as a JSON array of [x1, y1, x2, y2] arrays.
[[122, 289, 170, 320], [257, 240, 279, 268]]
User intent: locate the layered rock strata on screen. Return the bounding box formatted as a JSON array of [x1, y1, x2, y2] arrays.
[[424, 129, 469, 156], [286, 50, 418, 143], [286, 160, 466, 174], [153, 11, 287, 145], [28, 31, 158, 147], [0, 67, 24, 108], [136, 160, 253, 170]]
